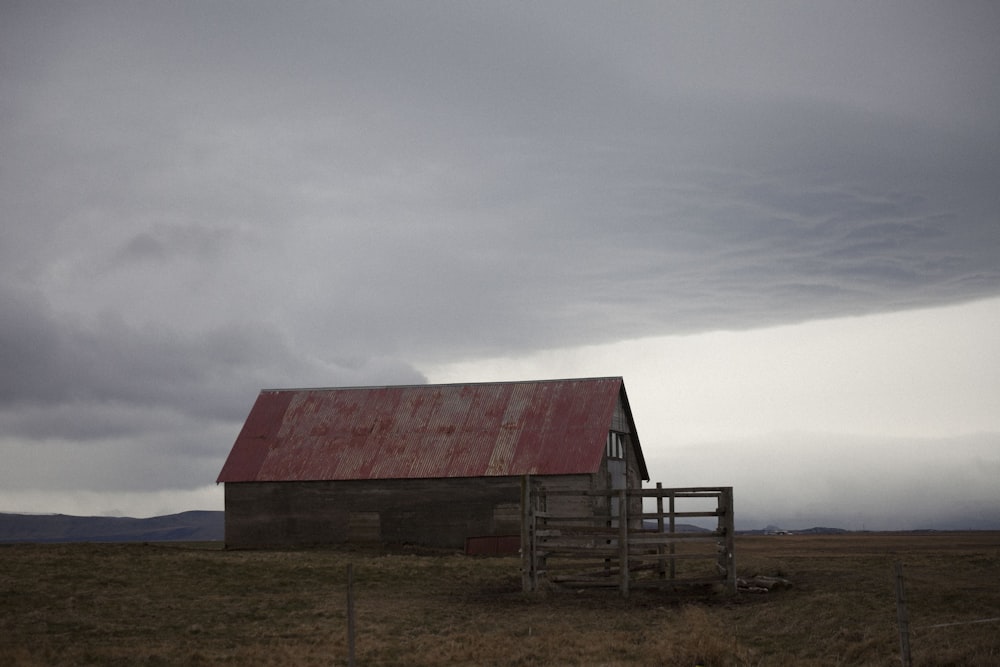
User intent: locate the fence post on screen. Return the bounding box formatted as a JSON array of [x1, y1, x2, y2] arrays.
[[668, 490, 677, 581], [619, 488, 629, 598], [521, 475, 532, 592], [722, 487, 736, 594], [346, 563, 356, 667], [656, 482, 666, 578], [895, 562, 913, 667]]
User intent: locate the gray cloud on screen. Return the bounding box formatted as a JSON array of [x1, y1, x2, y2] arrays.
[[1, 2, 998, 511], [108, 223, 242, 267], [0, 284, 424, 439], [651, 432, 1000, 531]]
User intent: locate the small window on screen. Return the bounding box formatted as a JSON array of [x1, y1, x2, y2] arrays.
[[347, 511, 381, 542], [606, 431, 625, 460]]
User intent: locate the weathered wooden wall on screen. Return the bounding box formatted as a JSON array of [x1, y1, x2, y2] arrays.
[[224, 474, 598, 549], [596, 395, 644, 518]]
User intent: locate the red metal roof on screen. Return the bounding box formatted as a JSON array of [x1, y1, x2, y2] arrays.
[[217, 377, 644, 483]]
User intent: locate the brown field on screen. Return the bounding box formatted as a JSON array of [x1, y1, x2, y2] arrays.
[[1, 532, 998, 666]]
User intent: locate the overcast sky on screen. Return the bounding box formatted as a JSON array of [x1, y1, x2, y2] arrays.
[[2, 1, 998, 529]]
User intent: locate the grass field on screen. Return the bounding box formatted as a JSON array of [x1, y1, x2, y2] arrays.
[[1, 532, 998, 665]]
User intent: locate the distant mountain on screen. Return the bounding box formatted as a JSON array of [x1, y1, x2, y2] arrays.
[[737, 526, 851, 535], [0, 510, 224, 543], [794, 526, 849, 535]]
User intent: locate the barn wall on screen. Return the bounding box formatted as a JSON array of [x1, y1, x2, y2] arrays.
[[534, 473, 602, 519], [606, 392, 644, 520], [225, 474, 594, 549]]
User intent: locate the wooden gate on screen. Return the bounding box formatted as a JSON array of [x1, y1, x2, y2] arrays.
[[521, 478, 735, 597]]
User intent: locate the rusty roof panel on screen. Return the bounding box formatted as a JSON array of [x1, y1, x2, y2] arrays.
[[217, 377, 639, 483], [216, 390, 294, 483]]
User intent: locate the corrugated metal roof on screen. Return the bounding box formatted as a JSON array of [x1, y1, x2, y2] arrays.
[[217, 377, 646, 483]]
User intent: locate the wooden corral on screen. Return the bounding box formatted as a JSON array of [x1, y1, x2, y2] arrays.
[[522, 478, 736, 597]]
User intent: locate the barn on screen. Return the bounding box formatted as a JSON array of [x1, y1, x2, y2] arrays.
[[216, 376, 649, 550]]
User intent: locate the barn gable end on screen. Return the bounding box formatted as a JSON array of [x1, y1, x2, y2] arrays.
[[217, 377, 648, 549]]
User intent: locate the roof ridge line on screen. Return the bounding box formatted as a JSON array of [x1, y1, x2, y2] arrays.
[[259, 376, 623, 392]]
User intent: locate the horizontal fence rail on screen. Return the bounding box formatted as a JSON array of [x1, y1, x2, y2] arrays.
[[521, 479, 735, 597]]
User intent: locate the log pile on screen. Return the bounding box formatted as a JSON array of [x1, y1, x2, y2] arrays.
[[738, 575, 792, 593]]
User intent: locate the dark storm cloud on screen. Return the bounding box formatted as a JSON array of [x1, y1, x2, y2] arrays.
[[108, 224, 239, 266], [0, 416, 230, 493], [1, 2, 998, 506], [0, 284, 424, 440]]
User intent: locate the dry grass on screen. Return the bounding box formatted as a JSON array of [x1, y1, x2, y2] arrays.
[[1, 533, 998, 665]]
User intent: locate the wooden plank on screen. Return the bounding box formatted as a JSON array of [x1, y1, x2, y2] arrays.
[[520, 475, 531, 592], [538, 541, 616, 551], [550, 580, 620, 588], [541, 552, 723, 566], [540, 486, 732, 500], [537, 544, 621, 556], [637, 510, 722, 519], [720, 486, 736, 594], [625, 534, 724, 545], [538, 489, 614, 497], [541, 486, 730, 498], [628, 529, 724, 539], [621, 551, 724, 563], [542, 526, 620, 536], [537, 552, 617, 561], [895, 562, 913, 667], [631, 486, 732, 495], [549, 556, 720, 581], [534, 515, 608, 523], [618, 488, 629, 598], [656, 483, 666, 579], [346, 564, 356, 667], [534, 529, 563, 537]]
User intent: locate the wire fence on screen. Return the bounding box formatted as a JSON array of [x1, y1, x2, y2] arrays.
[[895, 562, 999, 666], [915, 616, 1000, 630]]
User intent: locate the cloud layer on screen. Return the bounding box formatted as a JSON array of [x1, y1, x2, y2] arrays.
[[2, 2, 998, 517]]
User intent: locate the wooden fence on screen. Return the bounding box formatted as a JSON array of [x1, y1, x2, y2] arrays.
[[521, 479, 735, 597]]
